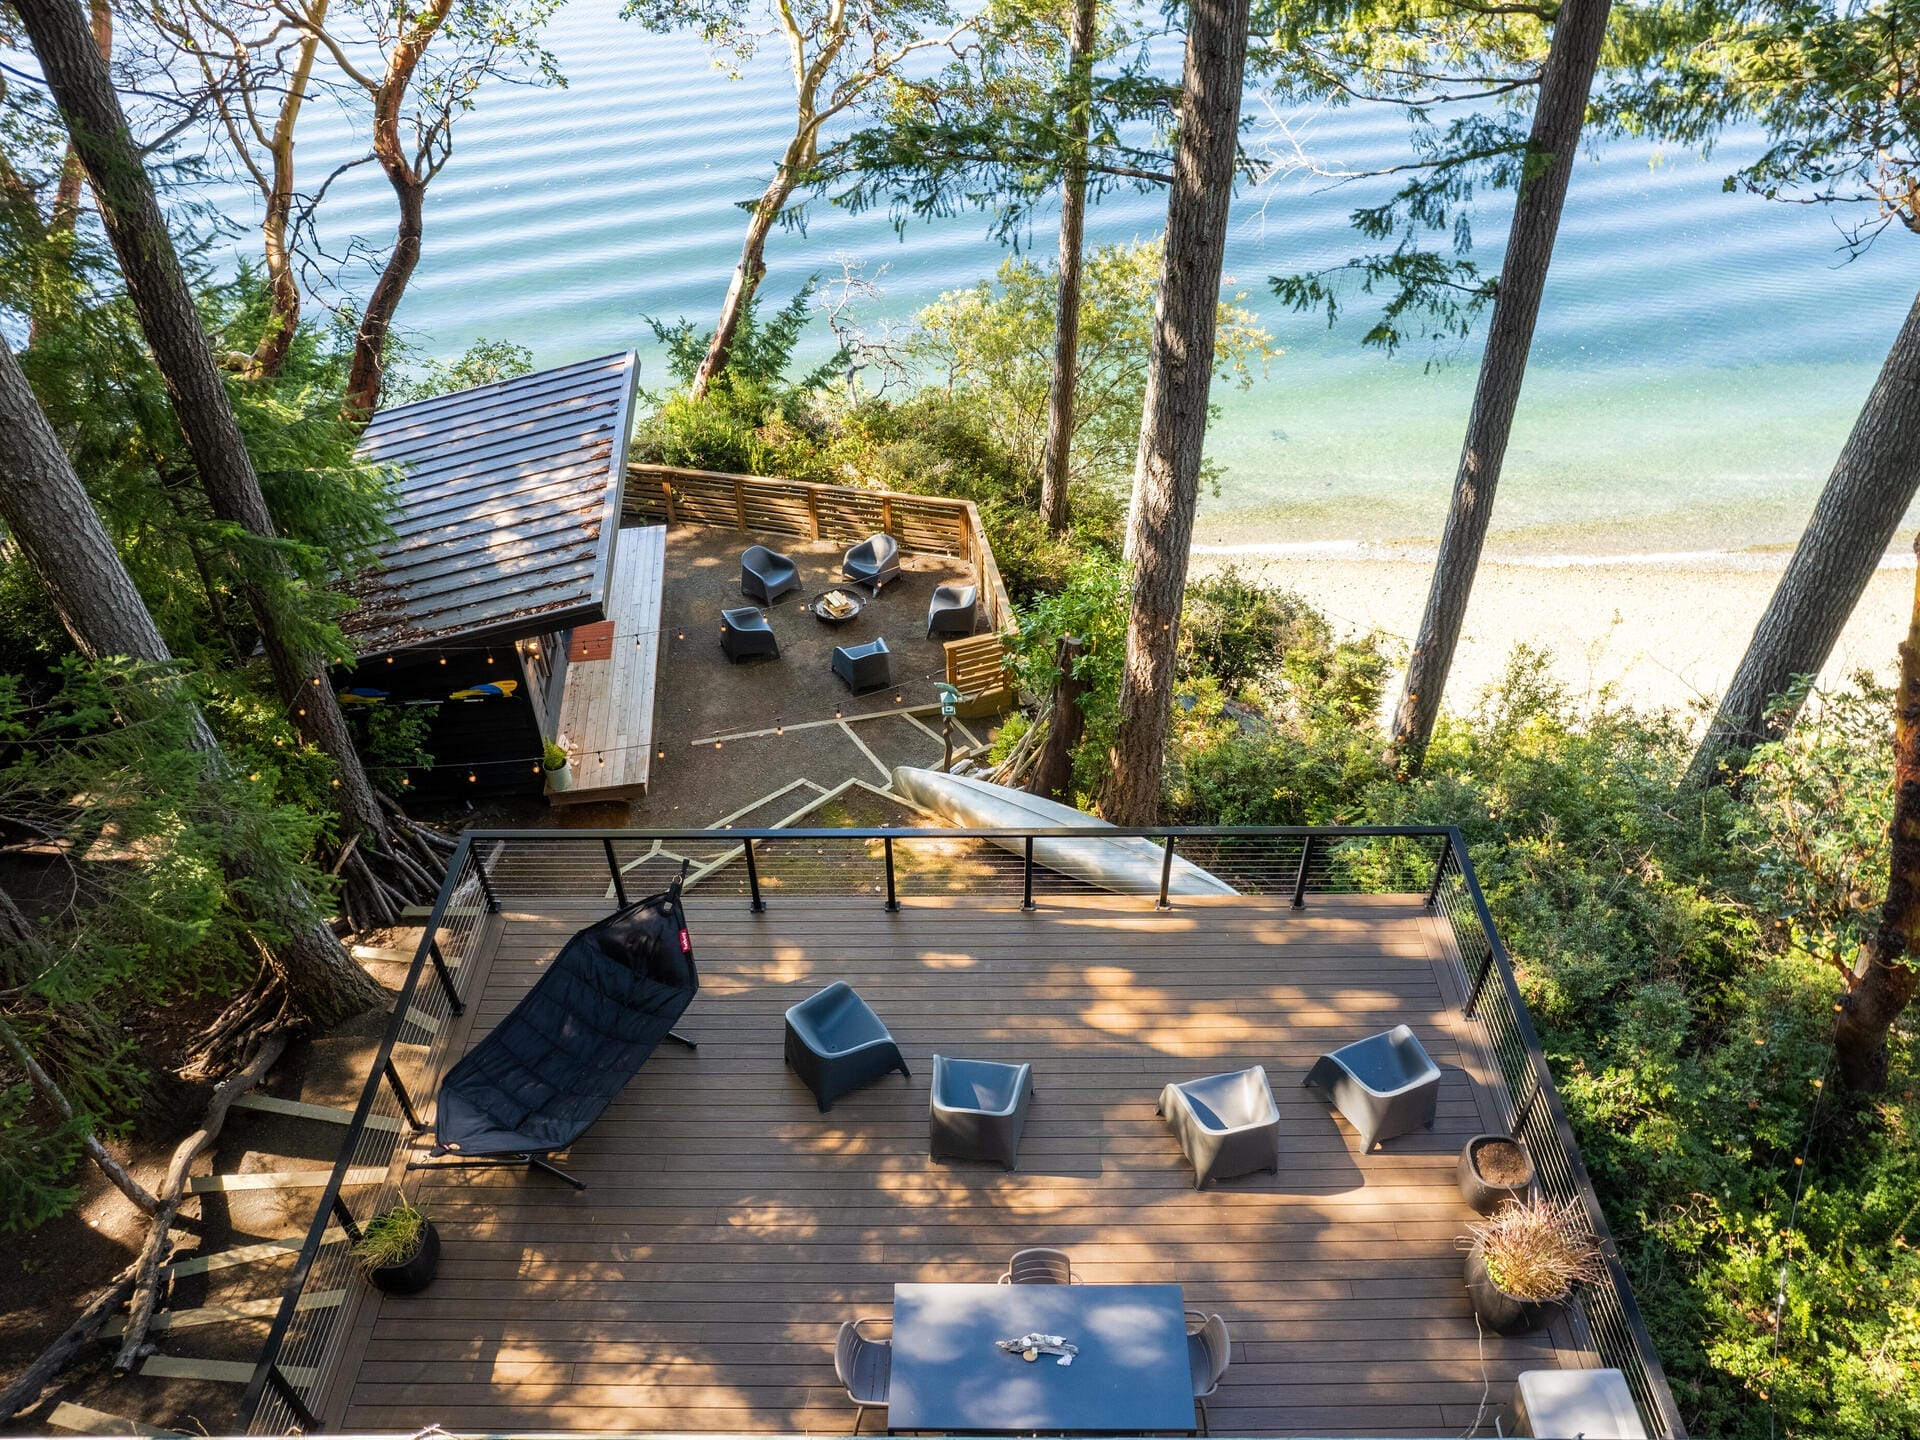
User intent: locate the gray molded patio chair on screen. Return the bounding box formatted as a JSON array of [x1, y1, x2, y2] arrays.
[[843, 532, 901, 593], [1303, 1023, 1442, 1152], [1157, 1065, 1281, 1188], [740, 544, 800, 604], [834, 1317, 892, 1435], [1186, 1310, 1232, 1436], [930, 1054, 1034, 1170], [832, 636, 891, 693], [926, 582, 979, 638], [720, 606, 779, 663], [998, 1246, 1075, 1285], [784, 981, 911, 1111]]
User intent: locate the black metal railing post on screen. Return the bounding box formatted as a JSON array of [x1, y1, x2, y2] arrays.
[[1464, 948, 1497, 1018], [330, 1194, 363, 1246], [1425, 841, 1449, 910], [427, 940, 464, 1017], [604, 838, 629, 907], [383, 1059, 425, 1132], [474, 852, 501, 913], [265, 1363, 321, 1431], [743, 838, 765, 913], [1022, 836, 1036, 912], [1291, 835, 1315, 909], [884, 836, 900, 912], [1156, 836, 1175, 910]]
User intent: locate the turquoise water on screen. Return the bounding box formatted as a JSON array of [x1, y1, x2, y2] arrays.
[[211, 1, 1919, 558]]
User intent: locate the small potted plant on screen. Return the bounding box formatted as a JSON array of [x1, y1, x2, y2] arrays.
[[354, 1198, 440, 1295], [1457, 1132, 1537, 1214], [1461, 1195, 1603, 1333], [543, 737, 572, 792]]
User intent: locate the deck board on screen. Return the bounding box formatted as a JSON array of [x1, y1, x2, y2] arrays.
[[332, 894, 1576, 1436], [550, 523, 663, 803]]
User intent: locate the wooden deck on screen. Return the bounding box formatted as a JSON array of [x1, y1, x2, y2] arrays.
[[549, 524, 664, 804], [328, 894, 1579, 1437]]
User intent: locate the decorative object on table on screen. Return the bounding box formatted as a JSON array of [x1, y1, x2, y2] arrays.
[[542, 736, 573, 793], [720, 606, 779, 663], [995, 1332, 1079, 1365], [926, 581, 979, 638], [834, 1316, 893, 1435], [784, 980, 911, 1111], [843, 532, 900, 593], [930, 1054, 1034, 1170], [833, 636, 892, 693], [1458, 1133, 1536, 1214], [741, 544, 800, 604], [809, 588, 865, 624], [998, 1246, 1074, 1285], [1510, 1367, 1648, 1439], [354, 1198, 440, 1294], [1157, 1065, 1281, 1188], [1185, 1311, 1232, 1436], [1461, 1194, 1605, 1334], [1303, 1023, 1442, 1152]]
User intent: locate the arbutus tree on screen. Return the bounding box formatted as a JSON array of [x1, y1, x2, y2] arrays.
[[306, 0, 563, 417], [13, 0, 455, 928], [1100, 0, 1251, 825], [626, 0, 969, 400]]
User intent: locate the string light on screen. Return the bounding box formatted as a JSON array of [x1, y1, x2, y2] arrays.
[[311, 676, 321, 686], [386, 656, 394, 664], [467, 771, 477, 783], [439, 657, 447, 666]]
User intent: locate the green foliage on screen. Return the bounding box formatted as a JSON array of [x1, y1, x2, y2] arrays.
[[386, 336, 537, 406], [1006, 551, 1132, 802], [353, 1197, 432, 1270], [908, 241, 1276, 494], [357, 703, 438, 799]]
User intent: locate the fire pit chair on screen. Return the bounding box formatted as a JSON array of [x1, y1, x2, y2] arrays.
[[1302, 1023, 1441, 1152], [843, 533, 901, 593], [1157, 1065, 1281, 1188], [417, 872, 699, 1190], [785, 981, 910, 1111], [926, 582, 979, 638], [741, 544, 800, 604], [721, 606, 780, 662], [833, 636, 892, 693], [929, 1054, 1034, 1170]]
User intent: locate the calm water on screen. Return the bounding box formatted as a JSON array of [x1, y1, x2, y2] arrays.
[[203, 1, 1918, 560]]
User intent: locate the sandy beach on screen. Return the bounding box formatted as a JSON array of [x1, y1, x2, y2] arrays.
[[1191, 552, 1917, 718]]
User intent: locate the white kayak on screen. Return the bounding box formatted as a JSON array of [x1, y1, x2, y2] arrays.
[[890, 766, 1237, 897]]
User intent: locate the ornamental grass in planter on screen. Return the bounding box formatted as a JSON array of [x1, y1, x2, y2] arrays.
[[1461, 1195, 1604, 1334], [354, 1198, 441, 1295]]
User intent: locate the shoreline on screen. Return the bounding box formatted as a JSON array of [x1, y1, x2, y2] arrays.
[[1190, 551, 1916, 717]]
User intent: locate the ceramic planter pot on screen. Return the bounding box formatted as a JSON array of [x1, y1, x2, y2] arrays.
[[1457, 1133, 1537, 1214], [546, 761, 573, 792], [368, 1219, 441, 1295], [1463, 1239, 1557, 1334]]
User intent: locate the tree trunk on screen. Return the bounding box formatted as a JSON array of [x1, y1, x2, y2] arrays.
[[1686, 287, 1920, 788], [253, 18, 324, 380], [0, 333, 381, 1027], [340, 0, 453, 419], [1030, 635, 1088, 802], [45, 0, 109, 234], [1387, 0, 1614, 767], [1039, 0, 1097, 535], [691, 130, 813, 401], [1100, 0, 1249, 825], [1835, 535, 1920, 1092], [16, 0, 400, 888]]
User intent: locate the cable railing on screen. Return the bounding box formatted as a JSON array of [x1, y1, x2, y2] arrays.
[[241, 823, 1682, 1438]]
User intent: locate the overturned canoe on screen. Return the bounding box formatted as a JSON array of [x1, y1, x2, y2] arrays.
[[890, 766, 1237, 897]]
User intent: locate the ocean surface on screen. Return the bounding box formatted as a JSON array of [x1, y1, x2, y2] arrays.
[[190, 1, 1920, 562]]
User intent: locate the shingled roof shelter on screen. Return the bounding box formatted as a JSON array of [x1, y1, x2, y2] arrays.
[[332, 353, 658, 800]]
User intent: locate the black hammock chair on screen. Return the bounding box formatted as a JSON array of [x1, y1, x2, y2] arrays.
[[417, 872, 699, 1189]]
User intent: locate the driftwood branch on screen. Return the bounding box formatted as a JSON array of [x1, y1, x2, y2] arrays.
[[112, 1031, 289, 1372]]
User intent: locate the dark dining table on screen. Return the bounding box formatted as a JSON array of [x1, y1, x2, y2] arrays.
[[886, 1282, 1196, 1435]]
